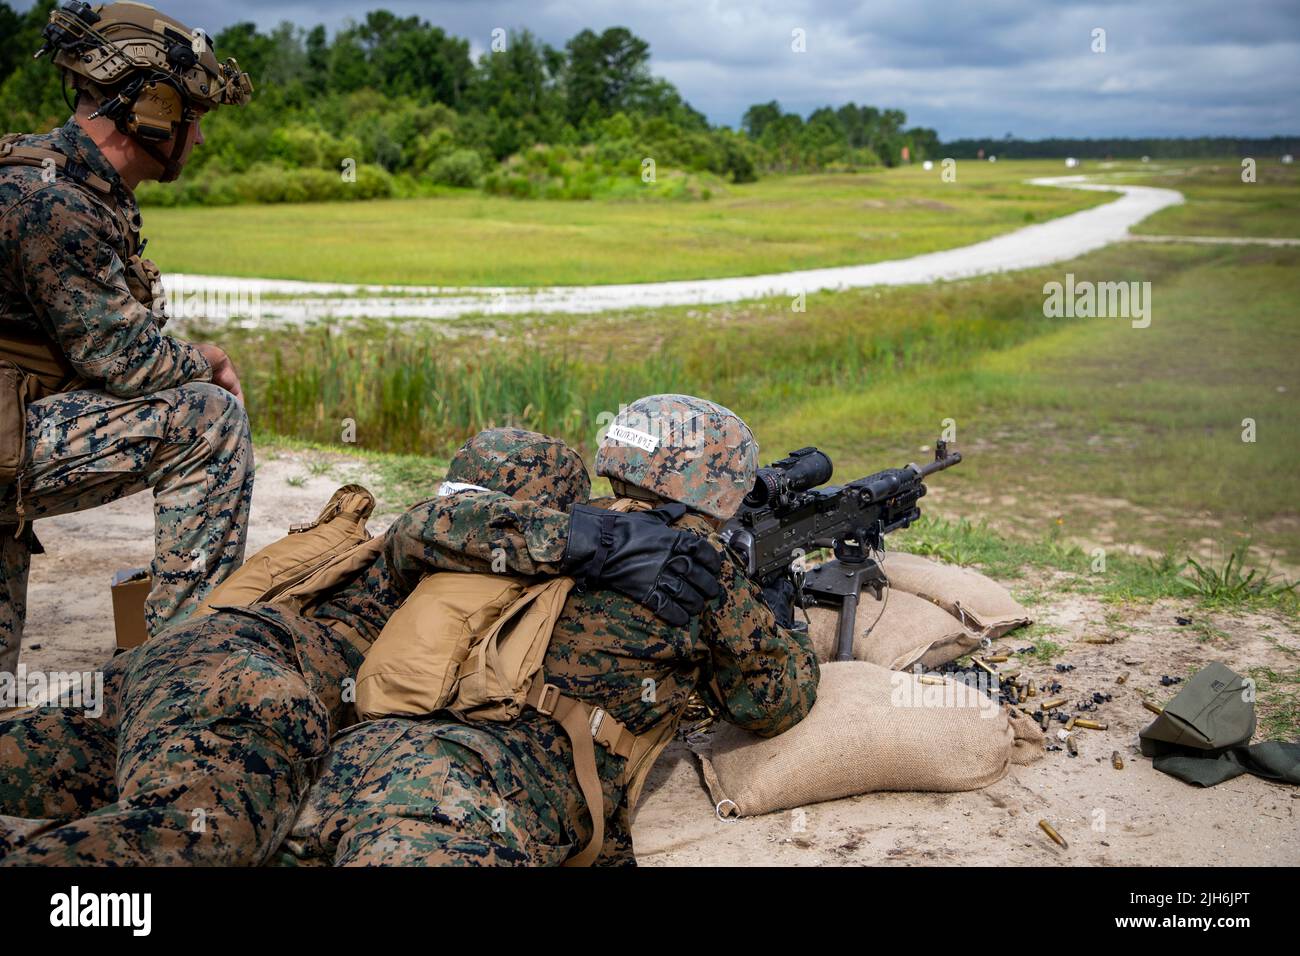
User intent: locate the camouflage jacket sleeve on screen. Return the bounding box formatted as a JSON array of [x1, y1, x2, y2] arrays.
[[12, 185, 211, 396], [382, 490, 570, 589], [699, 554, 820, 737], [311, 490, 570, 644]]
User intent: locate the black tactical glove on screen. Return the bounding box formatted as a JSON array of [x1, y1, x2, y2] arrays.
[[562, 503, 722, 626]]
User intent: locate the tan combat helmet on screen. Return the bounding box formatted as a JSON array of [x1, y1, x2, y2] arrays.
[[595, 394, 759, 520], [36, 1, 253, 180]]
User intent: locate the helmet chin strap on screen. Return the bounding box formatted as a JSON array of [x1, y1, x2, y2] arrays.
[[136, 118, 189, 184], [609, 478, 665, 505]]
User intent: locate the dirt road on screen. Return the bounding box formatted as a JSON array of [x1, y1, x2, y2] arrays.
[[162, 177, 1183, 323]]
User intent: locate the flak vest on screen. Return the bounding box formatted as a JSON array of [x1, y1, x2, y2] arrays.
[[167, 485, 683, 866], [353, 497, 681, 867]]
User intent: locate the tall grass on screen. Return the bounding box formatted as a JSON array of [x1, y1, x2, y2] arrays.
[[248, 327, 685, 454], [1181, 545, 1298, 608], [218, 271, 1063, 458]]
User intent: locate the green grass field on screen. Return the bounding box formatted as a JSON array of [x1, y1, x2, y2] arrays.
[[199, 238, 1300, 569], [1126, 158, 1300, 238], [179, 155, 1299, 575], [145, 160, 1107, 286]]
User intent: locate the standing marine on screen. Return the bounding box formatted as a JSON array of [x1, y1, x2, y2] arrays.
[[0, 2, 255, 674]]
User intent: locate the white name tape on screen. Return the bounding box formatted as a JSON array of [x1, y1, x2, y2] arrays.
[[606, 424, 660, 452], [438, 481, 490, 496]]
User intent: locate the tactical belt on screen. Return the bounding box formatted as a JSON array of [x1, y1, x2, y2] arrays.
[[0, 320, 82, 396], [0, 321, 86, 537]]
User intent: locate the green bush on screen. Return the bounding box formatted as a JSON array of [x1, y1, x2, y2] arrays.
[[266, 125, 327, 168], [139, 162, 396, 205], [429, 148, 483, 187]]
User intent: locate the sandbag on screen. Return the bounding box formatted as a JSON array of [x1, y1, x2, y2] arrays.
[[697, 661, 1044, 817], [882, 551, 1031, 639], [804, 590, 981, 670]]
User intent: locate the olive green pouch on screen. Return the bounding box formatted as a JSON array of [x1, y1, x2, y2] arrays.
[[0, 359, 31, 487]]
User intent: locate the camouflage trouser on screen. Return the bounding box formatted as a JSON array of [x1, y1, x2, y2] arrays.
[[0, 651, 130, 855], [0, 383, 254, 675], [278, 717, 592, 867], [0, 603, 362, 866]]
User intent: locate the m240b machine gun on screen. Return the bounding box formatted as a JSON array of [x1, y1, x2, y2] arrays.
[[721, 439, 962, 662]]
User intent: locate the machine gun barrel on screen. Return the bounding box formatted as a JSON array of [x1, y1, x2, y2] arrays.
[[917, 442, 962, 477], [850, 441, 962, 502]]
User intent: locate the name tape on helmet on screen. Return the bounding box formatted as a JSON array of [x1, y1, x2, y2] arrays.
[[606, 424, 660, 452], [437, 481, 490, 497]]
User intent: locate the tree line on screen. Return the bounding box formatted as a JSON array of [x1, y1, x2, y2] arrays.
[[4, 2, 1287, 206], [945, 136, 1295, 160], [0, 1, 941, 204]]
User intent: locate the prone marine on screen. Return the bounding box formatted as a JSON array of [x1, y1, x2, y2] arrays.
[[0, 424, 726, 864], [278, 395, 820, 867]]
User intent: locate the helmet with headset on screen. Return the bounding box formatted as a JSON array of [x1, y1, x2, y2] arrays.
[[36, 2, 253, 181]]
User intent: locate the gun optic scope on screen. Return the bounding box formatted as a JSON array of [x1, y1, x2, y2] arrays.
[[744, 446, 833, 508]]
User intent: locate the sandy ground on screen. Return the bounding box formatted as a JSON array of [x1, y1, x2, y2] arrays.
[[13, 448, 1298, 866], [160, 177, 1183, 323], [636, 591, 1299, 867]]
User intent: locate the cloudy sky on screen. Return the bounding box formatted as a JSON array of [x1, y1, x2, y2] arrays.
[[17, 0, 1300, 138]]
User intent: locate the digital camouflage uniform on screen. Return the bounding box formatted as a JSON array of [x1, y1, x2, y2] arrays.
[[0, 430, 591, 865], [0, 421, 812, 867], [0, 602, 354, 864], [0, 650, 130, 857], [0, 118, 253, 673], [279, 511, 820, 867], [279, 400, 819, 867]]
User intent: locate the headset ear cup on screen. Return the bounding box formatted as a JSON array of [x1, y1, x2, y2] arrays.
[[127, 80, 184, 141]]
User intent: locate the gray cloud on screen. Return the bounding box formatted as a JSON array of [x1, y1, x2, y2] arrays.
[[15, 0, 1299, 137]]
